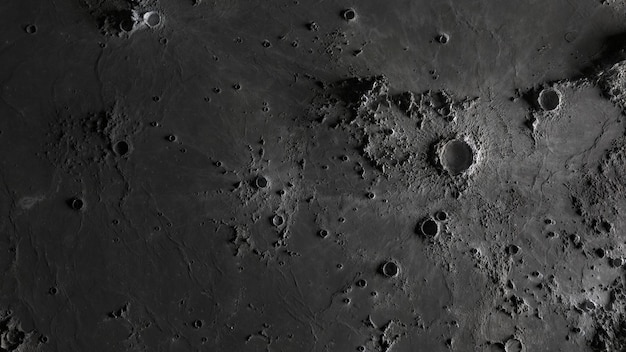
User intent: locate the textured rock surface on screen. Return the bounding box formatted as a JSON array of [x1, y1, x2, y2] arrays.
[[3, 0, 626, 351]]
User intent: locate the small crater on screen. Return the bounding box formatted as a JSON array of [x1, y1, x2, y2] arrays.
[[112, 140, 130, 157], [506, 244, 521, 256], [119, 18, 135, 32], [271, 214, 285, 227], [569, 234, 581, 247], [610, 257, 623, 267], [97, 9, 137, 36], [192, 319, 203, 329], [341, 8, 357, 21], [538, 87, 561, 111], [143, 11, 161, 28], [418, 218, 439, 237], [435, 210, 448, 222], [579, 299, 596, 312], [380, 260, 400, 278], [24, 24, 37, 34], [67, 197, 85, 211], [530, 270, 542, 279], [436, 32, 450, 44], [356, 279, 367, 288], [318, 229, 329, 238], [504, 338, 523, 352], [254, 175, 269, 189], [595, 248, 606, 258]]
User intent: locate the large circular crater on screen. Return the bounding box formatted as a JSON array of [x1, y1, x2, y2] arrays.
[[440, 139, 474, 175], [538, 87, 561, 111]]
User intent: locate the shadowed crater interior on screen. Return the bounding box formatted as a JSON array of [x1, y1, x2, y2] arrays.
[[440, 139, 474, 175], [538, 88, 561, 111]]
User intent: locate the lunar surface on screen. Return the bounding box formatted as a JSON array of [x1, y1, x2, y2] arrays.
[[3, 0, 626, 351]]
